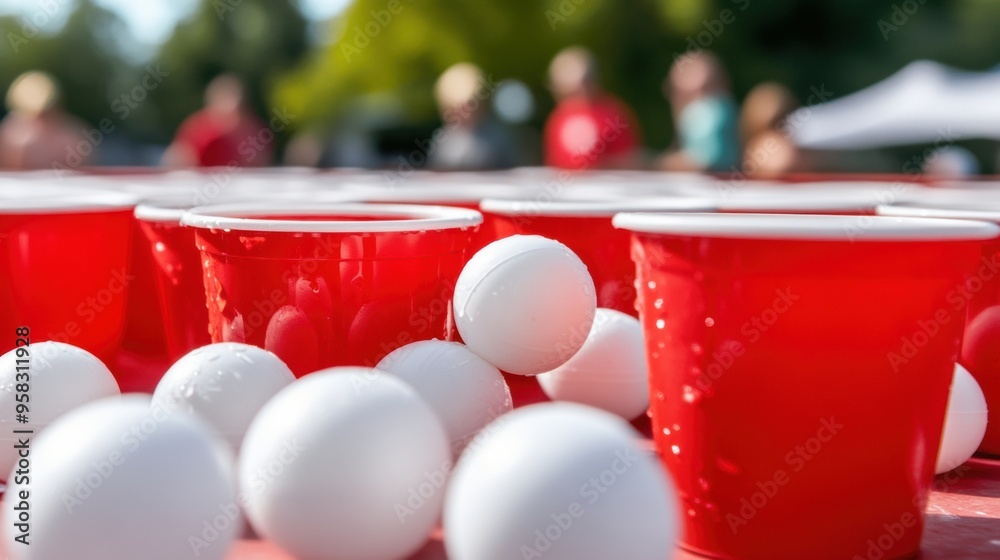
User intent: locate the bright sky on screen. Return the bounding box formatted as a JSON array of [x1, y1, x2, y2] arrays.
[[0, 0, 351, 46]]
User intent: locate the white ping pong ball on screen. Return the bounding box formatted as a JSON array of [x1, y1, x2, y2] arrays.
[[453, 235, 597, 376], [239, 368, 450, 560], [151, 343, 295, 450], [936, 363, 988, 474], [0, 341, 120, 480], [4, 395, 238, 560], [377, 340, 513, 456], [536, 308, 649, 419], [444, 403, 678, 560]]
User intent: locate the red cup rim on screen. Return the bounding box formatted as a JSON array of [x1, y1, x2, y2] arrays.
[[135, 192, 362, 224], [909, 188, 1000, 206], [718, 188, 880, 212], [135, 204, 189, 224], [0, 188, 137, 214], [180, 202, 484, 233], [612, 212, 1000, 241], [480, 197, 717, 217], [877, 204, 1000, 224], [787, 181, 900, 190], [347, 184, 530, 203]]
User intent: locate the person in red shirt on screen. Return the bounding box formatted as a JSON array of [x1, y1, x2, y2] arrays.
[[543, 47, 641, 170], [163, 74, 271, 168]]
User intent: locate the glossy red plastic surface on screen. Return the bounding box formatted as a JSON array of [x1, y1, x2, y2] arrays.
[[0, 209, 133, 367], [120, 219, 168, 358], [191, 215, 476, 376], [630, 233, 983, 559], [137, 219, 211, 364], [957, 238, 1000, 456], [490, 214, 637, 315], [367, 200, 498, 256]]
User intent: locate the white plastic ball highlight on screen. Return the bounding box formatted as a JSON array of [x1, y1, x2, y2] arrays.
[[936, 364, 988, 474], [376, 340, 513, 456], [239, 368, 451, 560], [445, 403, 678, 560], [453, 235, 597, 376], [4, 395, 238, 560], [152, 343, 295, 450], [536, 308, 649, 419], [0, 341, 120, 479]]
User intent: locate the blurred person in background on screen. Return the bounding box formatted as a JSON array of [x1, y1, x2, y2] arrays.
[[659, 51, 739, 172], [543, 46, 641, 170], [162, 74, 271, 168], [429, 62, 517, 170], [739, 82, 806, 179], [925, 146, 979, 178], [740, 82, 798, 144], [0, 71, 91, 170]]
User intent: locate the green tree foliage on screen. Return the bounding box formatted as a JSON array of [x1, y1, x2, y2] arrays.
[[0, 0, 128, 127]]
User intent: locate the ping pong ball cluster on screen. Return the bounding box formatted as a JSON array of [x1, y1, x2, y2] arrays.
[[377, 340, 513, 456], [536, 308, 650, 420], [0, 341, 120, 479], [151, 342, 295, 450], [936, 364, 988, 474], [453, 235, 597, 376], [239, 368, 451, 560], [5, 395, 237, 560], [444, 403, 678, 560]]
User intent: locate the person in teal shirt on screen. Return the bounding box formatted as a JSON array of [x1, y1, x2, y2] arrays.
[[659, 51, 741, 172]]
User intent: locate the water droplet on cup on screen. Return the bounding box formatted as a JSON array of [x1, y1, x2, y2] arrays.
[[682, 385, 703, 404]]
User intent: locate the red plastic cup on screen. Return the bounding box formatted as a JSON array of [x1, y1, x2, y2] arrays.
[[879, 203, 1000, 457], [135, 200, 213, 366], [614, 212, 998, 560], [120, 217, 169, 359], [83, 176, 196, 362], [481, 198, 716, 315], [0, 188, 137, 367], [347, 182, 531, 256], [134, 191, 360, 371], [478, 197, 713, 413], [180, 202, 482, 376]]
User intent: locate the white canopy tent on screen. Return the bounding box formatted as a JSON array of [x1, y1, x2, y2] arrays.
[[789, 60, 1000, 150]]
